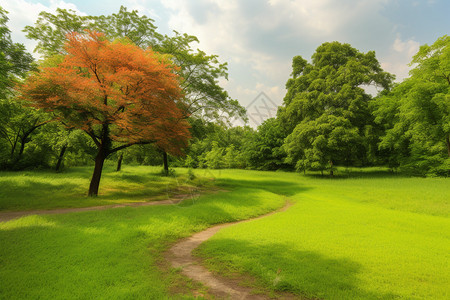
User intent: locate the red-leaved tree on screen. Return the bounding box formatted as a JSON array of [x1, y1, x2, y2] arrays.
[[20, 31, 190, 196]]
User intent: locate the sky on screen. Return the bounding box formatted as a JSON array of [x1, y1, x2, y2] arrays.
[[1, 0, 449, 126]]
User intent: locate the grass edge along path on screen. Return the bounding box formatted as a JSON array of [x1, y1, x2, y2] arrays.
[[165, 201, 296, 299], [196, 188, 450, 300], [0, 187, 286, 299]]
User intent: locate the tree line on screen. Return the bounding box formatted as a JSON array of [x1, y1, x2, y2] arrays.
[[183, 36, 449, 177], [0, 6, 245, 195], [1, 5, 449, 197]]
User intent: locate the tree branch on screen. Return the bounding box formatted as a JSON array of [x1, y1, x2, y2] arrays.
[[109, 140, 155, 154], [84, 129, 101, 147]]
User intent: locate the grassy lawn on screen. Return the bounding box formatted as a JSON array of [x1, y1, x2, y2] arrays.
[[0, 165, 211, 211], [0, 179, 285, 299], [1, 166, 449, 299], [196, 169, 450, 299]]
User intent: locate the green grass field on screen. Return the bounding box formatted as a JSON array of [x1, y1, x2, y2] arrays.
[[0, 168, 285, 299], [1, 166, 449, 299], [0, 165, 212, 211], [197, 169, 450, 299]]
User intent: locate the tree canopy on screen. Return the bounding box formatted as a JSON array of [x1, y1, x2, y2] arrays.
[[0, 6, 45, 169], [20, 31, 190, 195], [24, 6, 245, 123], [279, 42, 393, 173], [373, 35, 450, 175], [0, 7, 34, 99], [2, 5, 449, 178]]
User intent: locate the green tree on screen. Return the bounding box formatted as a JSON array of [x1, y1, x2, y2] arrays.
[[24, 6, 246, 172], [243, 118, 287, 170], [24, 7, 245, 120], [24, 6, 160, 57], [223, 145, 238, 169], [204, 141, 224, 169], [0, 8, 45, 169], [0, 7, 34, 99], [280, 42, 393, 174], [0, 7, 33, 165], [154, 32, 245, 173], [0, 98, 51, 168], [284, 115, 360, 175], [42, 126, 92, 172], [373, 35, 450, 175], [20, 31, 190, 196], [154, 32, 246, 122]]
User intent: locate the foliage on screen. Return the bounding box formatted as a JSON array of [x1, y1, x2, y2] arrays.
[[184, 120, 254, 169], [24, 6, 246, 124], [24, 6, 160, 57], [284, 114, 361, 174], [242, 118, 288, 170], [0, 97, 52, 170], [373, 35, 450, 175], [0, 7, 43, 170], [20, 31, 190, 195], [7, 6, 447, 177], [203, 141, 224, 169], [0, 7, 34, 99], [154, 32, 246, 123], [279, 42, 393, 174], [23, 6, 246, 172]]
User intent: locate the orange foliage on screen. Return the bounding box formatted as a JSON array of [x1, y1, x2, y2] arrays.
[[20, 31, 190, 156]]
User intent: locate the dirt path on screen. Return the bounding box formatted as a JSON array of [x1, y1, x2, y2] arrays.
[[0, 193, 199, 223], [165, 202, 295, 299], [2, 191, 296, 298]]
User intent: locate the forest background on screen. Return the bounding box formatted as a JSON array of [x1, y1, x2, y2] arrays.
[[1, 5, 449, 185]]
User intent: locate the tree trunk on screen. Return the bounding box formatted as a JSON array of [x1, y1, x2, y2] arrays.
[[55, 144, 68, 172], [446, 135, 450, 157], [88, 150, 106, 196], [18, 135, 27, 158], [116, 153, 123, 172], [329, 160, 334, 177], [162, 151, 169, 175], [10, 132, 19, 159], [16, 133, 30, 163]]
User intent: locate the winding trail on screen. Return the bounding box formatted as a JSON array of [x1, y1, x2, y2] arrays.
[[2, 191, 295, 298], [0, 193, 199, 223], [165, 201, 294, 299]]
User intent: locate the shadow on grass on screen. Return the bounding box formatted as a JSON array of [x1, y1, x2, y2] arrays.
[[107, 172, 165, 184], [0, 168, 88, 179], [0, 215, 169, 299], [0, 187, 286, 298], [305, 168, 409, 180], [0, 179, 86, 211], [216, 178, 310, 197], [0, 166, 194, 211], [199, 238, 399, 300]]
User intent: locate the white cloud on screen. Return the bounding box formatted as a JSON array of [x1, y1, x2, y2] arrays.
[[124, 0, 161, 20], [381, 36, 420, 81], [158, 0, 398, 108], [393, 36, 420, 57], [1, 0, 439, 117]]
